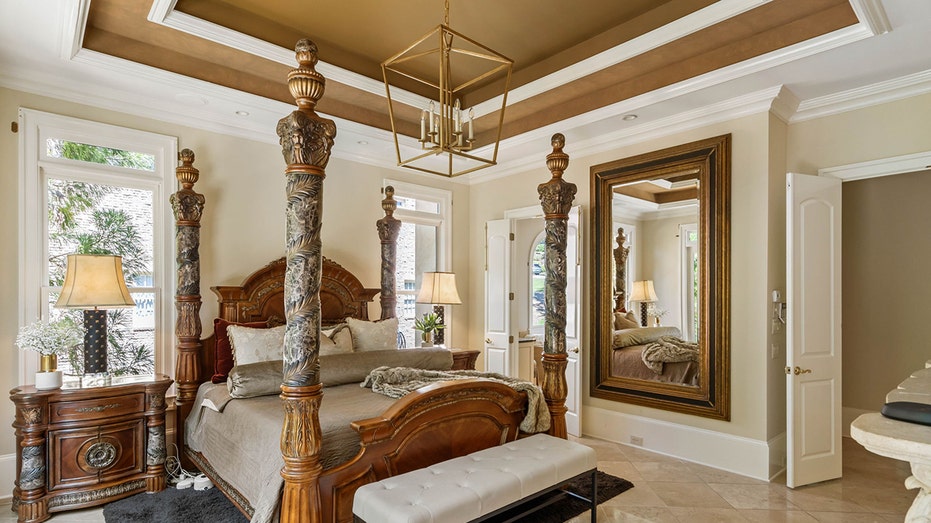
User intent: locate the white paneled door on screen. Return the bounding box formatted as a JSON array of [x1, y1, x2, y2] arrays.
[[786, 172, 843, 488], [484, 219, 512, 376]]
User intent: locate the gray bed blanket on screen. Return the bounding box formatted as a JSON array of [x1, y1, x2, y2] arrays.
[[641, 336, 700, 374], [361, 366, 550, 433]]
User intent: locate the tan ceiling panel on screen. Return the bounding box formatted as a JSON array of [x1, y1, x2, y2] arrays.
[[81, 0, 856, 140]]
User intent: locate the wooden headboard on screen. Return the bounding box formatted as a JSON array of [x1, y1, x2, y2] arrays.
[[210, 256, 380, 327]]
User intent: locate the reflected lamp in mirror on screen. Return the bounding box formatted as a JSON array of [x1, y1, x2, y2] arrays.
[[416, 272, 462, 346], [55, 254, 135, 377], [629, 280, 657, 327]]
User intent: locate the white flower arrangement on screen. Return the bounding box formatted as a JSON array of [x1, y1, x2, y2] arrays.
[[15, 318, 82, 356], [647, 304, 667, 318]]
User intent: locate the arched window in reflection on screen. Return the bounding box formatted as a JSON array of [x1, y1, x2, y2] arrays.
[[529, 231, 546, 335]]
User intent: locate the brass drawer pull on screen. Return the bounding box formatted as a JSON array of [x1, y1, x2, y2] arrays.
[[75, 403, 122, 413]]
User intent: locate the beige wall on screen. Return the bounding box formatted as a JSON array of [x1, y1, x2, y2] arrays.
[[639, 212, 698, 332], [841, 171, 931, 411], [469, 113, 775, 442], [0, 87, 470, 458]]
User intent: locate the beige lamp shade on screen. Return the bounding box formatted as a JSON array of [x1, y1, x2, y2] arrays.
[[416, 272, 462, 305], [629, 280, 658, 303], [55, 254, 136, 309]]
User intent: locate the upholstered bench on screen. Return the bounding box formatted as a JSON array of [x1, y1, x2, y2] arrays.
[[352, 433, 597, 523]]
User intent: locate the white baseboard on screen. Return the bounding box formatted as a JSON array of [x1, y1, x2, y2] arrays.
[[843, 406, 874, 437], [582, 406, 772, 480], [1, 452, 14, 504]]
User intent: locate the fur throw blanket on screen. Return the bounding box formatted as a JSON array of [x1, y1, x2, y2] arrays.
[[641, 336, 700, 374], [361, 366, 551, 433]]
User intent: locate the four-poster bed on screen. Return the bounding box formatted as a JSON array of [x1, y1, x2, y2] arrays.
[[171, 39, 572, 523]]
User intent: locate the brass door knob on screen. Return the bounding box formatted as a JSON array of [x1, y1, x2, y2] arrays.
[[485, 338, 492, 344], [785, 366, 812, 375], [569, 347, 580, 354]]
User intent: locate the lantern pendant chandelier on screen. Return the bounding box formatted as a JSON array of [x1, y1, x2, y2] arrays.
[[381, 0, 513, 177]]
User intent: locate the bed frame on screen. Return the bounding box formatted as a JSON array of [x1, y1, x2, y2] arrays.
[[170, 39, 575, 523]]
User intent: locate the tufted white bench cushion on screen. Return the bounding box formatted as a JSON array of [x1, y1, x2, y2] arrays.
[[352, 433, 597, 523]]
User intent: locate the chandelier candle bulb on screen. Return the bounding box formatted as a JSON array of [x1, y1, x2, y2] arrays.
[[468, 109, 474, 140], [420, 111, 427, 141]]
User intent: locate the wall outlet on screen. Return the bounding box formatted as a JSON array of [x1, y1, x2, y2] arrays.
[[629, 435, 644, 446]]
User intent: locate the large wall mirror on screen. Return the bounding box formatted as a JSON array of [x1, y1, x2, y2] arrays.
[[590, 134, 730, 420]]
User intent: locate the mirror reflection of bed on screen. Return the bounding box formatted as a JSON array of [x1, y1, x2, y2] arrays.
[[609, 175, 701, 386]]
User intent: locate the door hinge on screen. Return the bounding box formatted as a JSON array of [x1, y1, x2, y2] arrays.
[[509, 335, 514, 343], [508, 292, 514, 300], [509, 232, 515, 241]]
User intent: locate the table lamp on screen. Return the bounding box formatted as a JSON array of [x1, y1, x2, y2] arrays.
[[629, 280, 657, 327], [55, 254, 136, 377], [416, 272, 461, 346]]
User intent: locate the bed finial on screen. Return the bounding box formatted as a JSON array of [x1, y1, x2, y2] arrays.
[[538, 133, 576, 439], [377, 186, 401, 320], [288, 38, 326, 111], [176, 148, 199, 189]]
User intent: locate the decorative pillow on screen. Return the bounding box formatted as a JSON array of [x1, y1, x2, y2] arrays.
[[612, 326, 682, 349], [321, 324, 353, 356], [614, 311, 639, 330], [346, 317, 399, 352], [228, 360, 282, 399], [228, 324, 286, 366], [212, 318, 269, 383]]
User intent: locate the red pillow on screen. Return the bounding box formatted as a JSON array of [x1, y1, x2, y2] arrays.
[[211, 318, 269, 383]]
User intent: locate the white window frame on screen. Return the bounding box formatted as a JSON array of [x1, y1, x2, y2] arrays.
[[679, 222, 699, 342], [18, 108, 177, 385], [384, 179, 453, 342]]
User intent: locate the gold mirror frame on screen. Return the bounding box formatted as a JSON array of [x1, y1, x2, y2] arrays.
[[590, 134, 730, 420]]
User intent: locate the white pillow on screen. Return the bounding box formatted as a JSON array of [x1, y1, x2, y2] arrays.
[[228, 324, 285, 366], [346, 317, 398, 352]]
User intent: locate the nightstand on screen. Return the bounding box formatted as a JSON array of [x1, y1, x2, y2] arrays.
[[449, 349, 480, 370], [10, 374, 173, 523]]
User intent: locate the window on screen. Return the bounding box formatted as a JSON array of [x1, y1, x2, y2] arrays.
[[680, 223, 700, 342], [529, 232, 546, 335], [385, 180, 452, 347], [19, 109, 176, 383]]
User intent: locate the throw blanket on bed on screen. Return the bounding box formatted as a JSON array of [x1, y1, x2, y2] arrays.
[[641, 336, 700, 374], [362, 366, 551, 433]]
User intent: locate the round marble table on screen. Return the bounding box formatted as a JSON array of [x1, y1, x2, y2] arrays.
[[852, 399, 931, 520]]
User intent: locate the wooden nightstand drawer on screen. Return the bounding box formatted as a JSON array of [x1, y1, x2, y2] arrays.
[[48, 419, 145, 491], [49, 392, 144, 424]]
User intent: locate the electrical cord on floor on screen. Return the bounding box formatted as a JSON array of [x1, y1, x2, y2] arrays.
[[167, 443, 198, 489]]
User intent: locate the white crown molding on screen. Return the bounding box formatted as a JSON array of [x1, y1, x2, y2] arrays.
[[848, 0, 892, 36], [818, 149, 931, 181], [59, 0, 90, 60], [792, 68, 931, 122]]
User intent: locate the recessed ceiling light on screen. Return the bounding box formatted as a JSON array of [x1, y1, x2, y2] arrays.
[[622, 114, 638, 121], [357, 140, 369, 145], [235, 110, 250, 116]]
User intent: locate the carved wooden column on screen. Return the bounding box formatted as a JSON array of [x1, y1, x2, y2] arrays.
[[377, 186, 401, 320], [11, 395, 49, 523], [614, 227, 629, 312], [276, 39, 336, 523], [169, 148, 204, 457], [538, 133, 576, 440]]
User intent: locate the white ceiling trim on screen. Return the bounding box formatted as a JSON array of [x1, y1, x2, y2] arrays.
[[791, 68, 931, 122], [59, 0, 89, 60], [848, 0, 892, 35]]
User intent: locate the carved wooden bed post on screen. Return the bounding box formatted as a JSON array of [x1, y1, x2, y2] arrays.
[[170, 148, 205, 455], [276, 39, 336, 523], [538, 133, 576, 439], [614, 227, 629, 312], [377, 186, 401, 320]]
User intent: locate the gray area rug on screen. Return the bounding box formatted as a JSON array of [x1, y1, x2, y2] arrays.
[[105, 471, 632, 522], [103, 485, 248, 523]]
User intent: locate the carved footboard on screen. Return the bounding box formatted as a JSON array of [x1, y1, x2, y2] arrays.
[[317, 379, 527, 523]]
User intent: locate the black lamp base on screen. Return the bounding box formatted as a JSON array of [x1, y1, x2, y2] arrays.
[[433, 305, 445, 346], [83, 309, 108, 375], [640, 302, 649, 327]]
